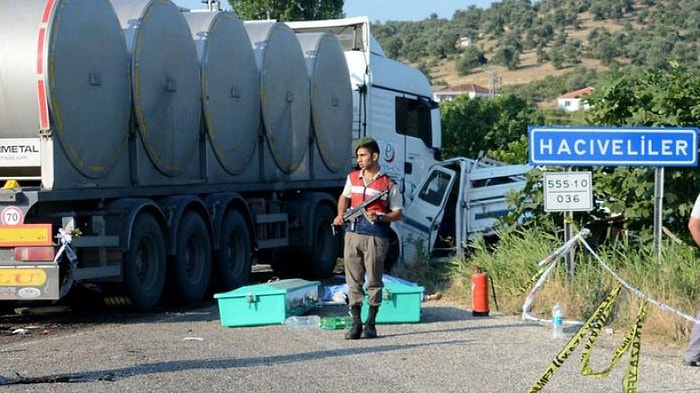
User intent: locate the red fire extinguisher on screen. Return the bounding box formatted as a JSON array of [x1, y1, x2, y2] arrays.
[[471, 266, 489, 317]]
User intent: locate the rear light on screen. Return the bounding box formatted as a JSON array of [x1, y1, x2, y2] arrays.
[[15, 246, 55, 262]]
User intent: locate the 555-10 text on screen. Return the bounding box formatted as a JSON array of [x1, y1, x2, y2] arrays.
[[546, 178, 589, 189]]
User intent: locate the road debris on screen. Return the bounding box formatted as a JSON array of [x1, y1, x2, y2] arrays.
[[0, 372, 115, 385]]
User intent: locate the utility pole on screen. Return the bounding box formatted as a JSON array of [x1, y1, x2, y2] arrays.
[[489, 66, 500, 98]]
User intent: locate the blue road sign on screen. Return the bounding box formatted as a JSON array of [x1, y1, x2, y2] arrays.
[[529, 126, 698, 167]]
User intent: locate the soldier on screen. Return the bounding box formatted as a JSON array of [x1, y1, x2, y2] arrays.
[[332, 137, 403, 340]]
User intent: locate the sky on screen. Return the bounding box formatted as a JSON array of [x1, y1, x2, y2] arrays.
[[172, 1, 495, 22], [343, 0, 493, 22]]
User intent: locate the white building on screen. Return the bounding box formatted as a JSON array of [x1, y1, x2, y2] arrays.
[[433, 83, 491, 102], [557, 87, 594, 112]]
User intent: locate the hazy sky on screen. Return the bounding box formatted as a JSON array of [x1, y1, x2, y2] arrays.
[[172, 0, 495, 22], [343, 0, 494, 22]]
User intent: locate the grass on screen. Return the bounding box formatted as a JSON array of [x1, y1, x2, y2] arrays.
[[394, 223, 700, 348]]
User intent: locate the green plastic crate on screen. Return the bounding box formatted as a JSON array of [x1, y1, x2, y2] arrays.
[[361, 282, 424, 324], [214, 279, 320, 327]]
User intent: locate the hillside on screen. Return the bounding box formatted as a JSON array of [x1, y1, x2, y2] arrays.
[[432, 11, 628, 89], [371, 0, 700, 106]]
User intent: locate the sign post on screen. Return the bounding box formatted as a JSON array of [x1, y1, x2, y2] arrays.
[[529, 126, 699, 265]]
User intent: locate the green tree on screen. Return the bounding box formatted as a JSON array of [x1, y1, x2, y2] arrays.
[[228, 0, 343, 21], [550, 46, 564, 69], [493, 45, 520, 70], [562, 39, 582, 64], [439, 94, 537, 161], [583, 66, 700, 234], [456, 46, 487, 75]]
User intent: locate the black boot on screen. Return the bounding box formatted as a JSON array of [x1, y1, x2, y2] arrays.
[[361, 305, 379, 339], [344, 305, 362, 340]]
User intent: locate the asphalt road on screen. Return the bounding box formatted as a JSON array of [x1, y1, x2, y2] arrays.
[[0, 298, 698, 393]]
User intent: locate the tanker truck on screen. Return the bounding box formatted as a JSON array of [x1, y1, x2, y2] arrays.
[[0, 0, 529, 311]]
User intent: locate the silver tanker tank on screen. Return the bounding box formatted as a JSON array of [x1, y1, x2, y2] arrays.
[[111, 0, 202, 184], [292, 32, 352, 181], [0, 0, 131, 190], [183, 11, 260, 184], [244, 21, 310, 181]]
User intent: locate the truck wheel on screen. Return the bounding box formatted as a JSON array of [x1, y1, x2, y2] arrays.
[[215, 210, 252, 291], [125, 213, 166, 312], [171, 211, 212, 306], [305, 204, 340, 278]]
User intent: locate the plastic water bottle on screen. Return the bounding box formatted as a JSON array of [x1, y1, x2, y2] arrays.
[[284, 315, 320, 329], [551, 302, 564, 340]]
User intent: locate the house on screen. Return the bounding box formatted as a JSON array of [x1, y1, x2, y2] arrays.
[[433, 83, 491, 102], [456, 36, 472, 48], [557, 86, 594, 112]]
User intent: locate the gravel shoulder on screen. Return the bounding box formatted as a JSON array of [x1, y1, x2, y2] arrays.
[[0, 300, 697, 392]]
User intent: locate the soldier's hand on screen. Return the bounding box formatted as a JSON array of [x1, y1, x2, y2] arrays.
[[366, 211, 378, 224]]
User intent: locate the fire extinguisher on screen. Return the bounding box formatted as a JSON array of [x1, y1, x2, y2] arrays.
[[471, 266, 489, 317]]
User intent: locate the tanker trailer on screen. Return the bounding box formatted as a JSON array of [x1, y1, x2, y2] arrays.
[[0, 1, 347, 311], [0, 9, 486, 311]]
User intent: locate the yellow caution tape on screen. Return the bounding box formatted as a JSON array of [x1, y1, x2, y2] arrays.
[[520, 262, 550, 295], [623, 301, 646, 393], [527, 285, 647, 393]]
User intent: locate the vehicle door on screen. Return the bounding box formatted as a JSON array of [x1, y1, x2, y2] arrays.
[[398, 166, 456, 263]]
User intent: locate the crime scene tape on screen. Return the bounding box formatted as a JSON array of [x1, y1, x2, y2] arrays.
[[524, 229, 695, 392], [578, 238, 697, 323], [521, 229, 589, 325], [527, 285, 648, 393]]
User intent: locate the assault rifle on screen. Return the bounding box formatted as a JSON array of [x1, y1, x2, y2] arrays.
[[332, 190, 389, 235], [342, 190, 389, 223]]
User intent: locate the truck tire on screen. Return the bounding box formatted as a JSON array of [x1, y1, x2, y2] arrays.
[[215, 210, 252, 291], [170, 212, 212, 306], [304, 204, 339, 278], [125, 213, 166, 312]]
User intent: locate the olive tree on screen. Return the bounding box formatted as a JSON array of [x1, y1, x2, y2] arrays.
[[228, 0, 343, 21]]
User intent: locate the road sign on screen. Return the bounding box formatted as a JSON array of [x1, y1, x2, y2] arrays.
[[543, 171, 593, 212], [1, 206, 23, 225], [529, 126, 698, 167]]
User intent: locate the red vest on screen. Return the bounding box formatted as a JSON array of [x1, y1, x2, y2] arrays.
[[349, 170, 393, 213]]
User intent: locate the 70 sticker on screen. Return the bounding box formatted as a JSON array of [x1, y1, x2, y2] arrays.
[[1, 206, 24, 225]]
